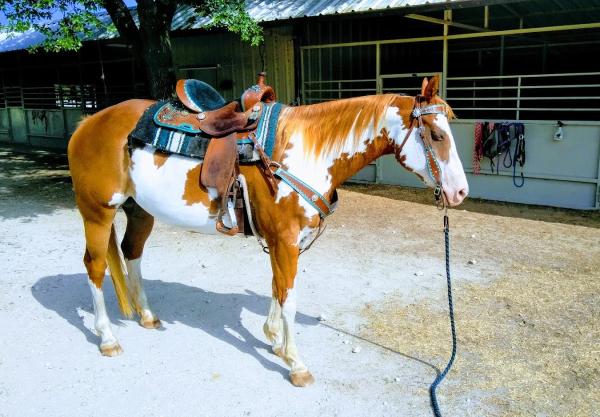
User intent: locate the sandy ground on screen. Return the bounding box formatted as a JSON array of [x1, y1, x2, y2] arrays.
[[0, 146, 598, 417]]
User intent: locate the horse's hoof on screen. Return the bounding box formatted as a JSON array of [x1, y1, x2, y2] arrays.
[[140, 317, 162, 329], [290, 370, 315, 387], [100, 342, 123, 357]]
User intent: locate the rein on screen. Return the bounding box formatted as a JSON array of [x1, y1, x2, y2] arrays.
[[429, 209, 457, 417], [399, 96, 458, 416]]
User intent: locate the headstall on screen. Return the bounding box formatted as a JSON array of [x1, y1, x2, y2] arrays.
[[399, 96, 449, 209]]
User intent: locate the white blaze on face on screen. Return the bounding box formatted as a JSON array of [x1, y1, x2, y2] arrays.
[[129, 146, 218, 233], [433, 115, 469, 202], [276, 111, 378, 219]]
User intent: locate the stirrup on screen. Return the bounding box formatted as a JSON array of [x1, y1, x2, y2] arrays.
[[216, 219, 238, 236], [215, 182, 239, 236]]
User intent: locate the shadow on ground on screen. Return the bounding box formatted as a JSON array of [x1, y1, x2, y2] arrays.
[[0, 146, 73, 220], [32, 274, 319, 378], [344, 183, 600, 228]]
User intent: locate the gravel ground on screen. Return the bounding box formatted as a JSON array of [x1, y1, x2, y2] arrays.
[[0, 146, 598, 417]]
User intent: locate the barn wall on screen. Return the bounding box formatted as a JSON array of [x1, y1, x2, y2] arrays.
[[171, 27, 295, 104]]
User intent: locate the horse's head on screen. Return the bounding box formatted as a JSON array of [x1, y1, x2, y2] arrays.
[[389, 75, 469, 207]]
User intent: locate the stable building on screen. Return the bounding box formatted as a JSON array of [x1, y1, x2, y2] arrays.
[[1, 0, 599, 209]]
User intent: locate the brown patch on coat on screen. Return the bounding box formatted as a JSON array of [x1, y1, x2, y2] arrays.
[[327, 129, 394, 192], [153, 150, 169, 168], [182, 163, 219, 214], [398, 154, 413, 172]]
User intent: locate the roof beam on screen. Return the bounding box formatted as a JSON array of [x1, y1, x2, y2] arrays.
[[405, 13, 489, 33]]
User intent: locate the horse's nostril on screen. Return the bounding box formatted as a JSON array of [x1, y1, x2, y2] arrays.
[[458, 189, 468, 198]]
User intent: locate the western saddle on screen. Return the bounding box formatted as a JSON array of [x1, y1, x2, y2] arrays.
[[163, 73, 276, 235]]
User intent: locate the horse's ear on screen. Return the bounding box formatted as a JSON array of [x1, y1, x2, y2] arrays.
[[422, 75, 440, 98], [420, 77, 429, 96]]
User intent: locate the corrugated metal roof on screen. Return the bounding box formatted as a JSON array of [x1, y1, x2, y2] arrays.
[[0, 0, 470, 53], [1, 0, 599, 53]]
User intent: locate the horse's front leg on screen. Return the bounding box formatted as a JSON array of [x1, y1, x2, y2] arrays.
[[263, 297, 283, 356], [266, 237, 314, 387]]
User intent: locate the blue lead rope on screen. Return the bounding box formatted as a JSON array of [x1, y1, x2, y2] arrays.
[[429, 213, 457, 417]]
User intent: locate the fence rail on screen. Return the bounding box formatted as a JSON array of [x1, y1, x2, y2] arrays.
[[446, 71, 600, 120]]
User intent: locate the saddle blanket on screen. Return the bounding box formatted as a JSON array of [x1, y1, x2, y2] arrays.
[[128, 100, 284, 161]]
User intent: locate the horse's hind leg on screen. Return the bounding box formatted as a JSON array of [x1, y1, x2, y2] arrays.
[[121, 199, 161, 329], [82, 211, 123, 356]]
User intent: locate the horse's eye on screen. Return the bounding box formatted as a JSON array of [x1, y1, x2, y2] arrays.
[[431, 130, 444, 142]]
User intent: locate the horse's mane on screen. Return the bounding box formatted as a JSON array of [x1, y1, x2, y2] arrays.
[[278, 94, 455, 159], [278, 94, 399, 159]]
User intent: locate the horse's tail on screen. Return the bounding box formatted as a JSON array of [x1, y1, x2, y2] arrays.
[[106, 223, 135, 318]]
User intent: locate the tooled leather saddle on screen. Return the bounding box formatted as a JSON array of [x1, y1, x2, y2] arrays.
[[129, 73, 277, 235]]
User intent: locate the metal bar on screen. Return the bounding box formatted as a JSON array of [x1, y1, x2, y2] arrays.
[[448, 96, 600, 100], [464, 168, 599, 184], [300, 36, 445, 50], [300, 48, 305, 104], [516, 76, 521, 120], [453, 118, 600, 126], [300, 23, 600, 51], [447, 22, 600, 40], [448, 84, 600, 90], [484, 6, 489, 29], [405, 13, 488, 33], [441, 9, 450, 99], [304, 78, 376, 84], [452, 107, 600, 111], [596, 130, 600, 208], [380, 72, 438, 79], [375, 43, 381, 95], [448, 71, 600, 80], [304, 88, 376, 92], [26, 133, 67, 139]]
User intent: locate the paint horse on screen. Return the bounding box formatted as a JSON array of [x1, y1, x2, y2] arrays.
[[67, 75, 468, 387]]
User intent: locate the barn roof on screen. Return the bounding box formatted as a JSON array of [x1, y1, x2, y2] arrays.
[[0, 0, 500, 53], [1, 0, 599, 53]]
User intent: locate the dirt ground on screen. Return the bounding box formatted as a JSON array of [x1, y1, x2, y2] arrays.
[[0, 146, 598, 417]]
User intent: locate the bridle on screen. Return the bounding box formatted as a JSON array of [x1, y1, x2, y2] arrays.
[[398, 95, 449, 210]]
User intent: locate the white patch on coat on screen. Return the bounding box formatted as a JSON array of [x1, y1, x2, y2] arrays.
[[432, 115, 469, 197], [107, 192, 127, 207], [124, 257, 157, 323], [296, 226, 316, 249], [276, 111, 379, 218], [281, 287, 308, 373], [129, 146, 218, 233], [88, 280, 118, 348]]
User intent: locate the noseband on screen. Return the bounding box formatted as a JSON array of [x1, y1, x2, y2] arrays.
[[398, 95, 448, 209]]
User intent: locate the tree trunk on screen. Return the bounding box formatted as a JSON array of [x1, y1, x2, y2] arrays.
[[137, 0, 177, 100]]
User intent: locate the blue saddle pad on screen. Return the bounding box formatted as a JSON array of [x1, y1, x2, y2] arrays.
[[128, 100, 284, 162]]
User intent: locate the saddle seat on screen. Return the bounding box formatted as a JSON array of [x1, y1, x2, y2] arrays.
[[170, 73, 277, 236], [176, 79, 227, 113]]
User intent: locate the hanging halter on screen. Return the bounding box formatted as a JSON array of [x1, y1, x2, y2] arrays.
[[398, 96, 449, 209]]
